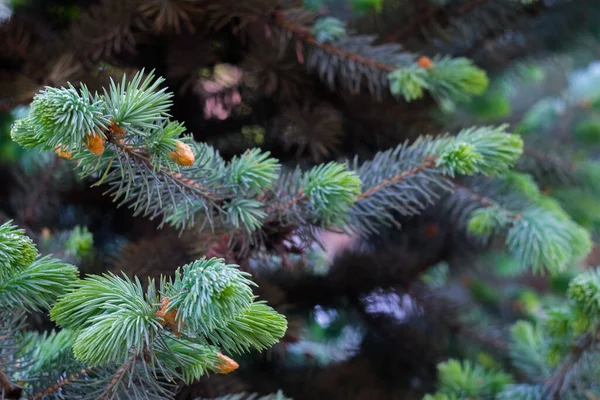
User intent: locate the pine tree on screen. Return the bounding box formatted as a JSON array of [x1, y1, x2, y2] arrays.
[[2, 1, 600, 399]]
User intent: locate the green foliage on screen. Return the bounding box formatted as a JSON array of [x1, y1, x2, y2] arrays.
[[103, 69, 173, 136], [428, 56, 489, 102], [164, 258, 255, 335], [464, 90, 512, 121], [65, 225, 94, 258], [51, 273, 160, 365], [225, 198, 267, 232], [39, 256, 285, 391], [227, 149, 280, 194], [438, 142, 483, 176], [312, 17, 347, 43], [467, 279, 501, 308], [303, 162, 361, 226], [450, 125, 523, 176], [509, 321, 551, 378], [205, 301, 288, 355], [0, 220, 37, 273], [503, 172, 540, 200], [388, 66, 428, 101], [19, 329, 78, 374], [0, 256, 78, 311], [153, 335, 221, 384], [506, 207, 591, 274], [24, 83, 109, 152], [351, 0, 383, 13], [388, 57, 488, 103], [574, 117, 600, 145], [426, 359, 513, 399], [9, 117, 44, 150], [496, 384, 543, 400], [567, 267, 600, 318], [467, 206, 509, 237]]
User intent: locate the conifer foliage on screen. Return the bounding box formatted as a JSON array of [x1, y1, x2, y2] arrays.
[[3, 0, 600, 399], [0, 220, 286, 399]]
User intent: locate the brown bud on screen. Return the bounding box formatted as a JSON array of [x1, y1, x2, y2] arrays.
[[216, 353, 239, 374], [85, 134, 105, 156], [156, 298, 178, 326], [41, 227, 52, 241], [417, 56, 434, 70], [54, 145, 73, 159], [168, 141, 195, 166]]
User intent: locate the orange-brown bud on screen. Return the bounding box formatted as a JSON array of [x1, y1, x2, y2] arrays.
[[216, 353, 239, 374], [85, 134, 106, 156], [168, 141, 195, 166], [156, 298, 183, 336], [417, 56, 434, 70], [54, 145, 73, 159], [156, 298, 178, 326]]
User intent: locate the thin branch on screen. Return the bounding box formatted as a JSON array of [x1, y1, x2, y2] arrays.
[[357, 156, 438, 199], [102, 355, 137, 400], [29, 368, 90, 400], [271, 11, 396, 73], [0, 366, 20, 399], [451, 181, 495, 208], [545, 332, 595, 400]]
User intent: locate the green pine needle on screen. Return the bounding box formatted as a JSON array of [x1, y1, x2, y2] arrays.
[[567, 268, 600, 318], [103, 69, 173, 136], [165, 258, 256, 335], [312, 17, 347, 43], [154, 335, 221, 384], [0, 255, 78, 311], [0, 220, 37, 275], [51, 272, 155, 331], [228, 149, 280, 193], [203, 301, 288, 355], [225, 198, 267, 232], [27, 83, 109, 151], [304, 162, 361, 226]]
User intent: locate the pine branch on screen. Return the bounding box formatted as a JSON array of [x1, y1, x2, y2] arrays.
[[270, 10, 488, 102], [29, 368, 90, 400], [0, 220, 286, 398], [544, 332, 594, 399]]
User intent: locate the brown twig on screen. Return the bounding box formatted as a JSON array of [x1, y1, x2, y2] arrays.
[[357, 156, 438, 200], [272, 11, 396, 73], [0, 366, 20, 399], [102, 355, 137, 400], [29, 369, 90, 400], [451, 180, 494, 207]]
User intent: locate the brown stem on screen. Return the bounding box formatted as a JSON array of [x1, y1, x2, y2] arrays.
[[0, 367, 20, 399], [110, 134, 219, 200], [29, 369, 89, 400], [452, 180, 524, 221], [103, 356, 136, 400], [357, 156, 438, 200], [451, 181, 494, 207], [272, 11, 396, 73]]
